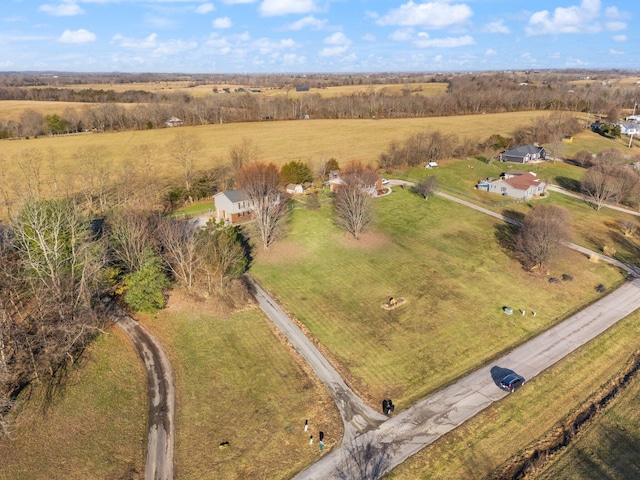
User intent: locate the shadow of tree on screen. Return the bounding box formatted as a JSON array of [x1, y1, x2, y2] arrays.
[[555, 176, 581, 193], [494, 209, 523, 256]]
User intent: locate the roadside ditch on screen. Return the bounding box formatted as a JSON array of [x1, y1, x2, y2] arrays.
[[491, 349, 640, 479]]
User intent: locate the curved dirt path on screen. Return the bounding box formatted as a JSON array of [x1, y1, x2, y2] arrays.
[[114, 307, 175, 480], [244, 275, 387, 443]]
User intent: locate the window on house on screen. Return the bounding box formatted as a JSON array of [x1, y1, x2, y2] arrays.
[[501, 187, 507, 192]]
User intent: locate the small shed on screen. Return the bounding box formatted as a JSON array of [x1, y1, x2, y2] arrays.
[[286, 184, 304, 195], [165, 116, 184, 127]]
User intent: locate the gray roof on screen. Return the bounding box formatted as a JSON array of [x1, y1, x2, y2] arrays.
[[216, 188, 249, 202], [503, 145, 545, 157]]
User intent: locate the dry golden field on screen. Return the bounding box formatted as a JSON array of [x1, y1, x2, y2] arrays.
[[17, 80, 449, 99], [0, 100, 96, 121], [1, 110, 550, 163]]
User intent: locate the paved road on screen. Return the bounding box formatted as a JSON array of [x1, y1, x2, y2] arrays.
[[115, 308, 175, 480], [547, 184, 640, 217], [245, 275, 388, 443]]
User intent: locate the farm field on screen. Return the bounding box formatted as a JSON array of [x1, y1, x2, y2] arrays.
[[0, 111, 558, 198], [0, 328, 147, 480], [387, 308, 640, 479], [249, 187, 625, 408], [0, 100, 97, 122], [138, 300, 342, 480], [17, 81, 449, 99]]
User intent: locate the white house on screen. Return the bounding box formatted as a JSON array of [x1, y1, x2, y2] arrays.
[[620, 123, 639, 136], [213, 189, 253, 224], [476, 171, 546, 200]]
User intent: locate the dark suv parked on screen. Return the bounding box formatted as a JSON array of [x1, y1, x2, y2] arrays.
[[499, 373, 525, 392]]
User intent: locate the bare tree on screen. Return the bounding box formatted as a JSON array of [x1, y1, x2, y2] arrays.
[[17, 149, 44, 200], [168, 132, 203, 196], [155, 217, 204, 292], [74, 146, 112, 214], [333, 161, 378, 239], [237, 162, 288, 250], [516, 204, 572, 270], [10, 198, 105, 379], [335, 436, 390, 480], [581, 164, 633, 211], [0, 155, 15, 218], [229, 137, 259, 174], [414, 176, 438, 200], [105, 210, 156, 274]]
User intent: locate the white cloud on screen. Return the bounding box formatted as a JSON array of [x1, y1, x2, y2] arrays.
[[485, 48, 497, 56], [318, 32, 351, 57], [362, 33, 375, 42], [112, 33, 158, 49], [319, 45, 348, 57], [260, 0, 316, 17], [433, 54, 442, 62], [609, 48, 624, 55], [40, 2, 84, 16], [111, 33, 197, 57], [526, 0, 607, 35], [613, 34, 627, 42], [195, 3, 215, 14], [605, 21, 626, 31], [153, 39, 198, 56], [376, 1, 472, 29], [59, 28, 96, 44], [213, 17, 232, 28], [483, 19, 510, 34], [222, 0, 256, 3], [285, 15, 326, 30], [414, 33, 474, 48], [324, 32, 351, 46], [389, 29, 414, 42]]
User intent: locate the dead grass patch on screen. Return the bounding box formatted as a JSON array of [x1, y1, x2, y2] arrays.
[[339, 231, 392, 249]]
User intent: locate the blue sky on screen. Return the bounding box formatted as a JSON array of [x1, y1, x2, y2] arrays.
[[1, 0, 637, 73]]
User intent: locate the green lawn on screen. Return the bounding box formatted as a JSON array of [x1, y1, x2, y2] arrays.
[[397, 157, 640, 270], [0, 328, 147, 480], [387, 309, 640, 480], [139, 302, 342, 480], [250, 188, 625, 407]]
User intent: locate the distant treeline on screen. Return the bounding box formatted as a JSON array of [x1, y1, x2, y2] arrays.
[[1, 71, 638, 139]]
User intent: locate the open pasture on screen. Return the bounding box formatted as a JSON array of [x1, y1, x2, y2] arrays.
[[0, 110, 553, 169], [140, 302, 342, 480], [250, 187, 624, 407], [260, 82, 449, 99], [0, 100, 94, 122]]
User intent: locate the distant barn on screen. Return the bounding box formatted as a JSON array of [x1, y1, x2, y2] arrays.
[[295, 86, 310, 92]]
